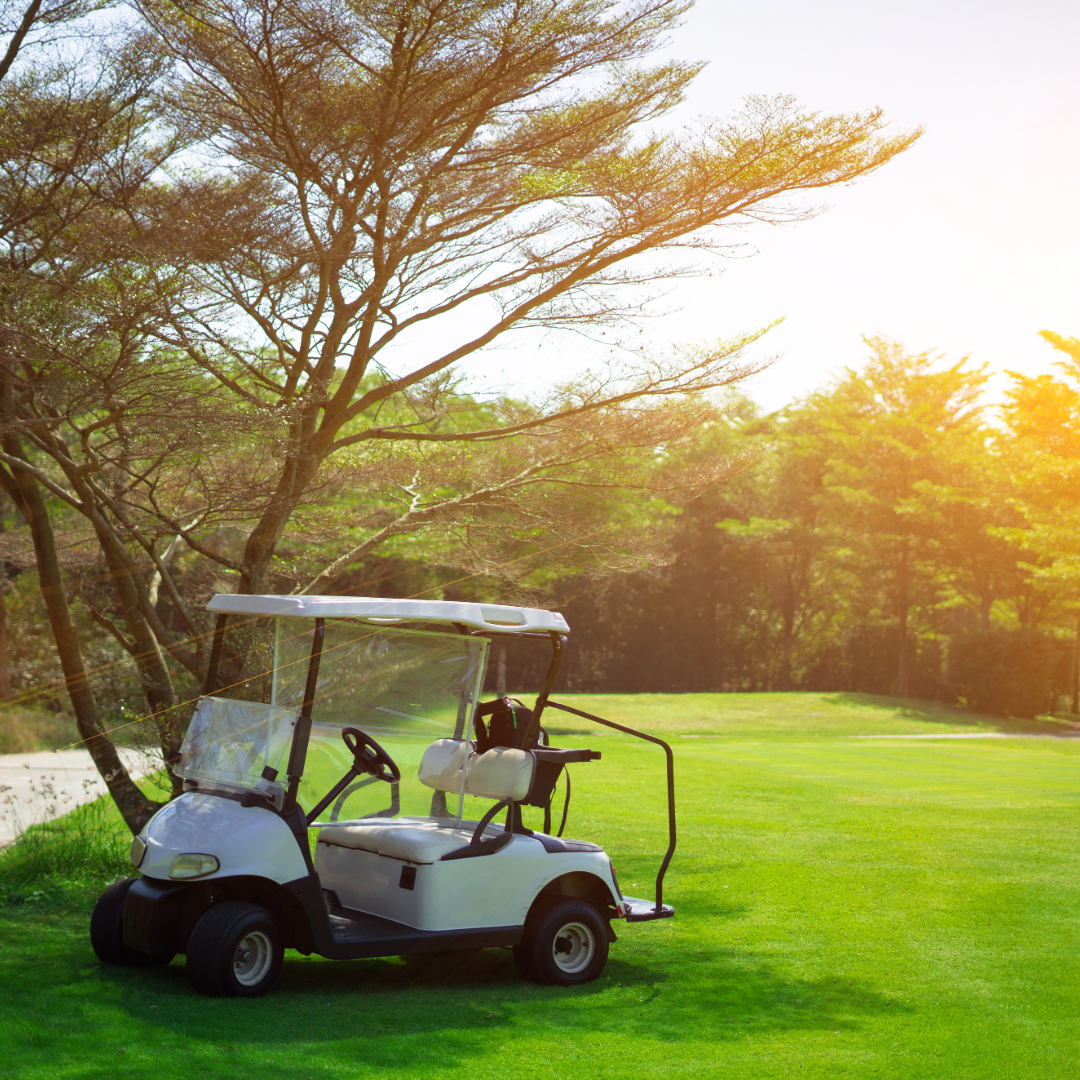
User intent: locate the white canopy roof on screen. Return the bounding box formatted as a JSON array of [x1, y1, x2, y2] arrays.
[[204, 594, 569, 635]]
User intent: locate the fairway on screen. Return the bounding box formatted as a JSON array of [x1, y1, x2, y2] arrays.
[[2, 692, 1079, 1079]]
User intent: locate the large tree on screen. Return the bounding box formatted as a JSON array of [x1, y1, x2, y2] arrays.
[[0, 0, 189, 827], [809, 339, 988, 697], [134, 0, 918, 601]]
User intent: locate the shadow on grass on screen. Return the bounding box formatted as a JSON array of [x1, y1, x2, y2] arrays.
[[823, 692, 1080, 738], [0, 912, 907, 1078]]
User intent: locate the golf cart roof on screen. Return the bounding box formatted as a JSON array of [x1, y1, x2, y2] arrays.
[[205, 593, 570, 635]]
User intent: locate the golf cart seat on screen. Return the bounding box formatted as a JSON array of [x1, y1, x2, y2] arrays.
[[316, 741, 537, 867], [417, 737, 536, 802], [317, 820, 477, 864]]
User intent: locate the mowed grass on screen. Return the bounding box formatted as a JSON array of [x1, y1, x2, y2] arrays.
[[3, 691, 1080, 1079]]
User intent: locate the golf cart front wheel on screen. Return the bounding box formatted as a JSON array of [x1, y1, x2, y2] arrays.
[[514, 900, 609, 986], [185, 902, 283, 998], [91, 878, 144, 965]]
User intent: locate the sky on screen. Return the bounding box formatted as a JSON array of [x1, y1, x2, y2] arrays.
[[444, 0, 1080, 413]]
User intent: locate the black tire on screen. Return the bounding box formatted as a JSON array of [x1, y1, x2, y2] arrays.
[[185, 902, 283, 998], [513, 899, 609, 986], [90, 878, 143, 966]]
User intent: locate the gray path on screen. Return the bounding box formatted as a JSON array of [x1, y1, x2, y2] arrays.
[[0, 748, 156, 846]]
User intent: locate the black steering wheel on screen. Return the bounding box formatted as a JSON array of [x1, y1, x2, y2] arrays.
[[342, 727, 400, 784]]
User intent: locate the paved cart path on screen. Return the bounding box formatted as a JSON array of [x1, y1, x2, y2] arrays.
[[0, 748, 156, 846]]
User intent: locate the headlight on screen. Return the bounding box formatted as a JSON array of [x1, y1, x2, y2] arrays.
[[168, 853, 220, 880], [129, 836, 147, 869]]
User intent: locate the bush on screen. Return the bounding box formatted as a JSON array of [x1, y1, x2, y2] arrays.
[[0, 708, 80, 753], [948, 627, 1068, 719], [0, 793, 131, 911]]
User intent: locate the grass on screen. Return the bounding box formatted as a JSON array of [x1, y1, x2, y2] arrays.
[[2, 691, 1080, 1078], [0, 708, 81, 754], [0, 793, 132, 911]]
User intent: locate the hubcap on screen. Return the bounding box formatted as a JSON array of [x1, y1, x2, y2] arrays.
[[233, 931, 273, 987], [551, 921, 595, 974]]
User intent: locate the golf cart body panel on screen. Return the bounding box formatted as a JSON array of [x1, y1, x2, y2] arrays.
[[314, 820, 619, 931], [103, 594, 675, 994], [138, 793, 308, 884]]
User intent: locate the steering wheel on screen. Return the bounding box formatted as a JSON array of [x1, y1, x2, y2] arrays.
[[342, 727, 400, 784]]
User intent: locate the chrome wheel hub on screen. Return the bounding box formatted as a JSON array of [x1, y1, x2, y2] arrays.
[[233, 931, 273, 987], [551, 921, 595, 974]]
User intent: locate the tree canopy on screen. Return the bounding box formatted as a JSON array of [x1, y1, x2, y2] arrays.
[[0, 0, 921, 830]]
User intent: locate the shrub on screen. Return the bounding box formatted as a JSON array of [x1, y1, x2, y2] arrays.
[[0, 709, 81, 753], [948, 627, 1067, 719], [0, 793, 131, 911]]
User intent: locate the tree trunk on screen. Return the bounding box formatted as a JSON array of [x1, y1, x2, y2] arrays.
[[896, 541, 910, 699], [238, 450, 322, 596], [93, 523, 183, 796], [0, 579, 9, 699], [0, 438, 159, 833], [0, 492, 9, 698], [1072, 614, 1079, 717], [778, 574, 796, 692]]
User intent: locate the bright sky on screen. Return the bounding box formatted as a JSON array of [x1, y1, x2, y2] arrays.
[[445, 0, 1080, 413], [657, 0, 1080, 410]]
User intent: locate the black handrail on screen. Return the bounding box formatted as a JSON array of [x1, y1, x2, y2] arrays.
[[543, 699, 676, 916]]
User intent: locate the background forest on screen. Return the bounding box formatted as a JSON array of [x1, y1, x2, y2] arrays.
[[6, 330, 1079, 740], [522, 332, 1080, 719]]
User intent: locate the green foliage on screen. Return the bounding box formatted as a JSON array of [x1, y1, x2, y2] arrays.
[[4, 570, 147, 721], [0, 792, 131, 911], [516, 334, 1080, 716], [948, 627, 1069, 719], [0, 707, 79, 753]]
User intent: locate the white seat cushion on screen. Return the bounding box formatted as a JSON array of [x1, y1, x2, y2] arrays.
[[465, 747, 534, 801], [417, 738, 470, 793], [317, 821, 474, 864]]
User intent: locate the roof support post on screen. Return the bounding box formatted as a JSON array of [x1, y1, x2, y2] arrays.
[[284, 617, 325, 811], [525, 632, 565, 745]]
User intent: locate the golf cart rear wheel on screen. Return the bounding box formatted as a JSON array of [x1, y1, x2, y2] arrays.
[[185, 902, 283, 998], [514, 900, 609, 986]]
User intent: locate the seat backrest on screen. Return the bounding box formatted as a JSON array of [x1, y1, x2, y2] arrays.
[[418, 740, 536, 803], [464, 747, 535, 802], [417, 739, 470, 793]]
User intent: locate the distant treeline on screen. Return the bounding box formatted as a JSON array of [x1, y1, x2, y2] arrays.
[[495, 336, 1080, 720], [9, 336, 1080, 728]]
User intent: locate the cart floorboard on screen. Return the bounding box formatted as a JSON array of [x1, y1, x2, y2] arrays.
[[326, 903, 522, 958]]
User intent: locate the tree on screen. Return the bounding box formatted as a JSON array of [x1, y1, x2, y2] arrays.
[[810, 339, 986, 698], [0, 2, 189, 827], [132, 0, 918, 606], [1001, 330, 1080, 709], [717, 402, 838, 690]]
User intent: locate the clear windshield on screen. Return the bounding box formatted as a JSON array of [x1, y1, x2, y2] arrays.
[[176, 620, 488, 820], [174, 697, 296, 806], [273, 619, 488, 823]]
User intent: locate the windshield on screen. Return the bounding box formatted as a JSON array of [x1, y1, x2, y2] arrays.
[[175, 696, 297, 805], [179, 618, 488, 822]]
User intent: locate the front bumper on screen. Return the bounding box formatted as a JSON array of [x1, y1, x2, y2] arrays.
[[122, 876, 194, 960]]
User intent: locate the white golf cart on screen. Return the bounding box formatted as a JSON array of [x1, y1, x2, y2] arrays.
[[90, 595, 675, 997]]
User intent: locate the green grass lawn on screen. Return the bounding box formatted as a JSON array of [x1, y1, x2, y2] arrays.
[[3, 691, 1080, 1079]]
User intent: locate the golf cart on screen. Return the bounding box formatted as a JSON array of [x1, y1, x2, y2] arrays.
[[90, 595, 675, 997]]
